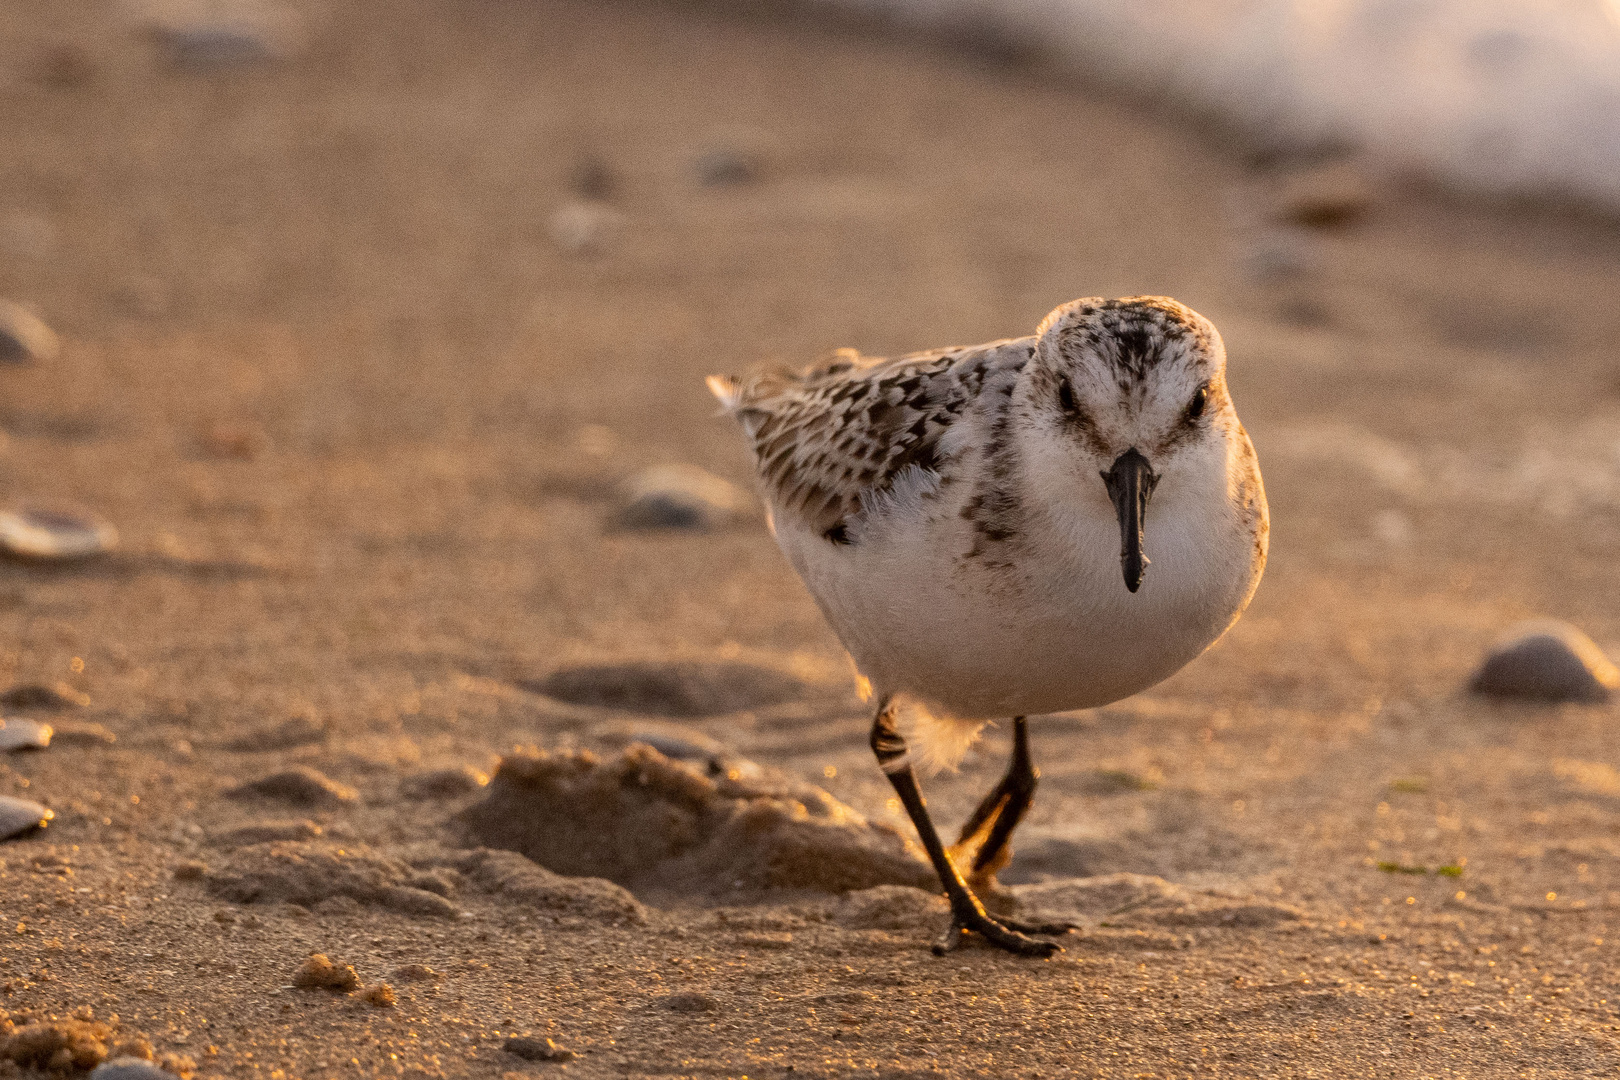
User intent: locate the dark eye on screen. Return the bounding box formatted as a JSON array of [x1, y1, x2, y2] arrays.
[[1058, 379, 1079, 416], [1184, 384, 1209, 422]]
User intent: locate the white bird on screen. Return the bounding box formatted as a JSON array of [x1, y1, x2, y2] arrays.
[[709, 296, 1268, 955]]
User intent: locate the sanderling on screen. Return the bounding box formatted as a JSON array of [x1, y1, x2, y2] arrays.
[[709, 297, 1268, 956]]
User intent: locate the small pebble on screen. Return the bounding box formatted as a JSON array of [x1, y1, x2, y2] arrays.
[[695, 146, 760, 186], [143, 1, 306, 68], [502, 1037, 575, 1063], [89, 1058, 178, 1080], [617, 464, 751, 531], [1471, 620, 1620, 703], [661, 992, 717, 1014], [358, 983, 395, 1007], [172, 861, 208, 881], [0, 683, 88, 710], [0, 795, 53, 840], [0, 505, 117, 562], [224, 766, 357, 807], [399, 766, 489, 799], [0, 300, 60, 363], [0, 717, 51, 751], [292, 953, 362, 992]]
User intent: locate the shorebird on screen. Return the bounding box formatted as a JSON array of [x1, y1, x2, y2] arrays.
[[708, 297, 1268, 956]]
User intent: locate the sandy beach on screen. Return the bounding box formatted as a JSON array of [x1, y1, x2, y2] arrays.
[[4, 1, 1620, 1076]]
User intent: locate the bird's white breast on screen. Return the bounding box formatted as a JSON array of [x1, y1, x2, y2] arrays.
[[772, 433, 1265, 722]]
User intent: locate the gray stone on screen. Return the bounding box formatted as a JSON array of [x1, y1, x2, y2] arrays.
[[90, 1058, 179, 1080], [0, 299, 59, 364], [616, 464, 750, 531], [224, 766, 358, 807], [0, 795, 52, 840], [0, 505, 117, 562], [1470, 620, 1619, 703], [0, 717, 51, 751]]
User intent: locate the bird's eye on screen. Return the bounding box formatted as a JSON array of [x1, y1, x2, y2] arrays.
[[1184, 384, 1209, 422], [1058, 379, 1079, 416]]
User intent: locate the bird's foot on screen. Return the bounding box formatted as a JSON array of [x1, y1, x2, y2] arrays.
[[966, 875, 1079, 938], [996, 913, 1080, 937], [932, 901, 1068, 957]]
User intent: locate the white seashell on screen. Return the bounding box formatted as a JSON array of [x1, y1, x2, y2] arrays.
[[0, 795, 52, 840], [0, 718, 52, 752], [0, 505, 117, 561]]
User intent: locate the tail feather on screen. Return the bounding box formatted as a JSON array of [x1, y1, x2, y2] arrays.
[[705, 373, 743, 412]]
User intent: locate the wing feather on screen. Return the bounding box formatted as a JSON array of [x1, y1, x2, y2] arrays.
[[708, 338, 1033, 537]]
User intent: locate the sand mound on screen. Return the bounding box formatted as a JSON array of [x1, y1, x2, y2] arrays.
[[1011, 873, 1305, 929], [446, 850, 647, 925], [833, 885, 948, 930], [521, 661, 809, 717], [459, 744, 936, 897], [200, 842, 460, 916], [0, 1009, 188, 1076]]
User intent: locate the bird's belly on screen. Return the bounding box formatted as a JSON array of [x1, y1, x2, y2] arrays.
[[778, 509, 1259, 720]]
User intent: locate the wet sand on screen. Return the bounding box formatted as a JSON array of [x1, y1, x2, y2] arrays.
[[4, 0, 1620, 1076]]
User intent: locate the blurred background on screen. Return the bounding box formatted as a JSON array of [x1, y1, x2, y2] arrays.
[[3, 0, 1620, 1073]]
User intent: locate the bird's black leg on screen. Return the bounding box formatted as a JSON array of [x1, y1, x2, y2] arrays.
[[869, 699, 1061, 957], [954, 716, 1038, 886], [951, 717, 1077, 937]]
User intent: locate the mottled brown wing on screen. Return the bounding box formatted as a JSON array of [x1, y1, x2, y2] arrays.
[[713, 339, 1031, 538]]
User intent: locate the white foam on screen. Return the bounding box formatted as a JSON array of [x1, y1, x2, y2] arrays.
[[814, 0, 1620, 209]]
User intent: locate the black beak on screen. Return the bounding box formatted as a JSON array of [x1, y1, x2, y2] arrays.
[[1100, 448, 1158, 593]]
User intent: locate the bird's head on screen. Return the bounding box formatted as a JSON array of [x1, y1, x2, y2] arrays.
[[1023, 296, 1233, 593]]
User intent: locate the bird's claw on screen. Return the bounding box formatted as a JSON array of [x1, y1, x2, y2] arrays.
[[931, 905, 1067, 957], [997, 914, 1080, 937]]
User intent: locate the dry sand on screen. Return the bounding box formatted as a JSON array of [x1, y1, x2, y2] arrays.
[[4, 0, 1620, 1076]]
